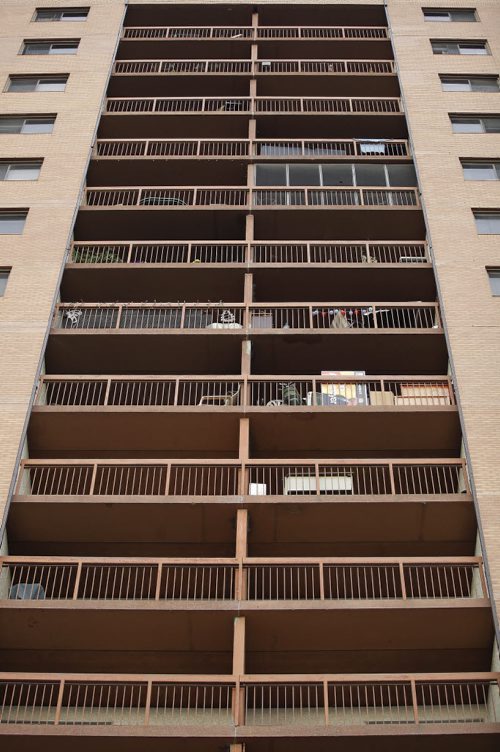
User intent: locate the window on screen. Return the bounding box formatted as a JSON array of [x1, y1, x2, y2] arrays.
[[474, 211, 500, 234], [0, 270, 10, 296], [255, 164, 418, 188], [0, 116, 55, 134], [451, 116, 500, 133], [0, 212, 27, 234], [22, 40, 79, 55], [441, 75, 500, 92], [462, 161, 500, 180], [487, 270, 500, 295], [7, 76, 68, 92], [423, 9, 477, 22], [431, 40, 488, 55], [35, 7, 89, 22], [0, 161, 42, 181]]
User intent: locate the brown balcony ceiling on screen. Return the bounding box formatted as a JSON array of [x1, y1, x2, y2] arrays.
[[8, 459, 475, 558], [28, 375, 461, 457]]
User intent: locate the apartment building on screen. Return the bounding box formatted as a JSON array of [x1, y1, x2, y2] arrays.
[[0, 0, 499, 749]]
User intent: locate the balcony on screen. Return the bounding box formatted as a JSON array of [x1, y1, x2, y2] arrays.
[[9, 459, 475, 559], [100, 96, 406, 140], [0, 551, 494, 675], [118, 25, 393, 64], [0, 672, 498, 749], [29, 375, 460, 456], [108, 59, 399, 98], [47, 303, 445, 374], [76, 185, 423, 241], [94, 137, 409, 159], [64, 241, 433, 304]]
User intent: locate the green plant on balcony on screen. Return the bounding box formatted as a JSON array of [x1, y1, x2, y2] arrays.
[[72, 248, 124, 264]]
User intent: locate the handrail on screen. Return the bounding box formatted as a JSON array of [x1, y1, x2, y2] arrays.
[[94, 137, 410, 159], [69, 241, 429, 265], [82, 186, 419, 208], [105, 95, 402, 114], [112, 58, 396, 75], [14, 458, 470, 497], [34, 375, 455, 408], [0, 672, 498, 728], [0, 555, 487, 602], [121, 25, 390, 41]]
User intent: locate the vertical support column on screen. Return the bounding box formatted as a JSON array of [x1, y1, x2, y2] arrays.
[[235, 509, 248, 600], [233, 616, 246, 726], [238, 418, 250, 497]]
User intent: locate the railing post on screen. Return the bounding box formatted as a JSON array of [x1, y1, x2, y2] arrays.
[[399, 562, 407, 599], [155, 564, 162, 600], [478, 560, 489, 599], [72, 562, 83, 599], [144, 680, 152, 725], [173, 378, 180, 406], [410, 679, 419, 724], [389, 462, 396, 495], [54, 679, 65, 726], [14, 461, 26, 495], [319, 562, 325, 600], [103, 378, 112, 406], [116, 304, 123, 329], [89, 463, 98, 495], [323, 680, 329, 726], [164, 463, 171, 496], [126, 243, 133, 263]]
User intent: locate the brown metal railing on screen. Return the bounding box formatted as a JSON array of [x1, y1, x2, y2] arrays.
[[105, 96, 402, 114], [52, 303, 440, 331], [83, 186, 419, 208], [15, 459, 469, 498], [113, 59, 396, 75], [0, 673, 498, 728], [35, 376, 454, 408], [94, 138, 409, 158], [0, 557, 486, 601], [121, 25, 389, 40], [69, 241, 428, 265]]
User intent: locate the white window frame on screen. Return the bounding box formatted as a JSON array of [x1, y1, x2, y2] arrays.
[[0, 161, 42, 181], [474, 212, 500, 234], [22, 40, 79, 55], [462, 161, 500, 180], [7, 76, 68, 92], [0, 212, 28, 235], [34, 8, 89, 22], [432, 40, 488, 55], [423, 9, 477, 22], [441, 76, 500, 92], [451, 116, 500, 133]]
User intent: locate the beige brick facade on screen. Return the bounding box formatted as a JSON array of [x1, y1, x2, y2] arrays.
[[0, 0, 124, 529]]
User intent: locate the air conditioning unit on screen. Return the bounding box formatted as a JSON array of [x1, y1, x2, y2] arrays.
[[284, 475, 353, 495]]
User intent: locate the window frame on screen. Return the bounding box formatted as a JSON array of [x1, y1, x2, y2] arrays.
[[423, 8, 477, 23], [461, 160, 500, 181], [34, 7, 89, 22], [21, 39, 80, 56], [486, 268, 500, 295], [440, 75, 500, 92], [0, 160, 43, 181], [473, 211, 500, 234], [431, 39, 489, 55], [6, 75, 69, 92], [450, 115, 500, 133], [0, 211, 28, 235], [254, 163, 418, 188], [0, 268, 11, 297]]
